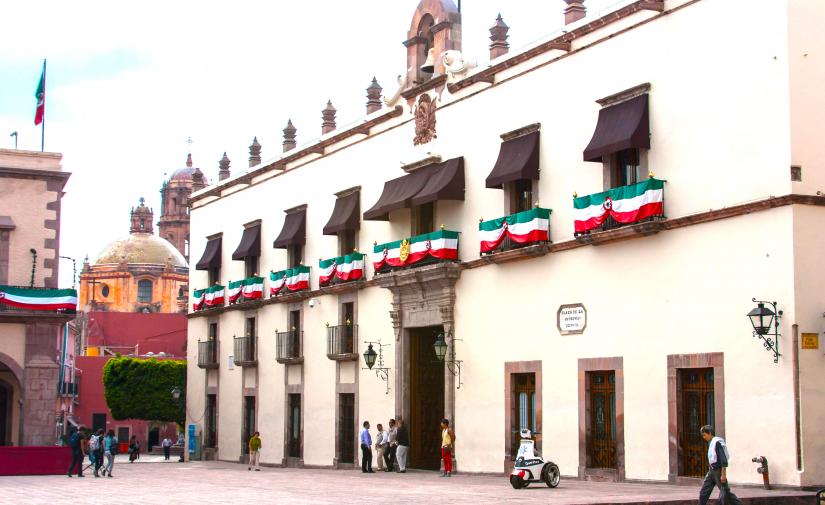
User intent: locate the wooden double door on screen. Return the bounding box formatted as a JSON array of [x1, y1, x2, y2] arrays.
[[409, 326, 445, 470], [678, 368, 715, 477]]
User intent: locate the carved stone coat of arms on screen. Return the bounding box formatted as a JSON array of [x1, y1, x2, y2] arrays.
[[413, 94, 437, 146]]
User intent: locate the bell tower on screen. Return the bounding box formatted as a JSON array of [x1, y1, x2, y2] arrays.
[[130, 197, 154, 234], [404, 0, 462, 86], [159, 153, 205, 259]]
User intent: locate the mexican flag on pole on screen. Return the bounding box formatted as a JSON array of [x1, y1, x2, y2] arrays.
[[227, 280, 243, 304], [192, 289, 205, 311], [573, 178, 665, 234], [204, 284, 225, 307], [270, 270, 287, 296], [319, 252, 365, 286], [34, 62, 45, 126], [373, 229, 459, 271], [479, 207, 551, 253], [0, 286, 76, 311], [241, 276, 264, 300]]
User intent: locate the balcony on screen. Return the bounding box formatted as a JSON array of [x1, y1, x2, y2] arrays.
[[373, 228, 459, 274], [232, 336, 257, 367], [192, 285, 226, 312], [479, 207, 551, 257], [275, 330, 303, 364], [197, 340, 219, 369], [326, 323, 358, 361], [269, 266, 310, 297], [318, 253, 365, 289], [0, 285, 77, 321], [227, 276, 264, 305], [57, 377, 80, 404], [573, 177, 665, 244]]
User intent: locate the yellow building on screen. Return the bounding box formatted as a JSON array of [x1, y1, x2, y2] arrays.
[[79, 198, 188, 314]]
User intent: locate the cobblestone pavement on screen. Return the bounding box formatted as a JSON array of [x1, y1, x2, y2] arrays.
[[0, 459, 814, 505]]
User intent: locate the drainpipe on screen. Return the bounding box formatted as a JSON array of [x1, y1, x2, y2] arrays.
[[792, 324, 802, 471]]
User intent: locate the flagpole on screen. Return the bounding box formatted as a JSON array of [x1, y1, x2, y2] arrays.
[[41, 59, 46, 152]]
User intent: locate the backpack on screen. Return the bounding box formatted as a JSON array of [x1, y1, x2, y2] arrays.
[[69, 432, 81, 449], [88, 434, 100, 451]]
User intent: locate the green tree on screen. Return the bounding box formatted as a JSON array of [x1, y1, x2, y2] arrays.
[[103, 357, 186, 424]]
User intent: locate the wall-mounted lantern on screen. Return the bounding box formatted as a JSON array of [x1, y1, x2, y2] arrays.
[[434, 331, 463, 389], [362, 340, 390, 395], [747, 298, 782, 363]]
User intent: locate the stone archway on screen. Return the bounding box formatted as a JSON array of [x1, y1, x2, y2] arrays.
[[375, 263, 460, 468], [0, 352, 24, 446]]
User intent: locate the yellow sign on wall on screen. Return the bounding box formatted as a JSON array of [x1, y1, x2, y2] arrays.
[[801, 333, 819, 350]]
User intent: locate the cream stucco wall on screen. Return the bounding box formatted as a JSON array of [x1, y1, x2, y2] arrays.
[[186, 0, 825, 485], [0, 178, 56, 287]]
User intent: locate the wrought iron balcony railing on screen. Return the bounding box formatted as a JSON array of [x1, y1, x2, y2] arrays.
[[275, 330, 303, 364], [198, 340, 219, 369], [479, 207, 551, 255], [326, 323, 358, 360], [233, 336, 257, 367], [573, 177, 665, 237]]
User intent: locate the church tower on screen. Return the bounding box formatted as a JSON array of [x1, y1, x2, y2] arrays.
[[158, 153, 208, 259]]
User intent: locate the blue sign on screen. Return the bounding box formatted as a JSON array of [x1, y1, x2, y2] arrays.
[[188, 424, 196, 453]]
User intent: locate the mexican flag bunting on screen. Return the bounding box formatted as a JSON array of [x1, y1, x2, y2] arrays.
[[241, 276, 264, 300], [270, 270, 287, 296], [479, 207, 551, 253], [204, 284, 225, 307], [0, 285, 76, 311], [227, 280, 243, 304], [192, 289, 205, 311], [286, 266, 310, 291], [574, 178, 665, 233], [373, 229, 459, 271], [319, 252, 365, 286]]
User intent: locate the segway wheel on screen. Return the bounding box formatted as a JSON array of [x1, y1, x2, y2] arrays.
[[509, 474, 524, 489], [543, 463, 560, 488]]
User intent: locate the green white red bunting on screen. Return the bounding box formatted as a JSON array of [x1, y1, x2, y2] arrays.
[[373, 229, 459, 271], [194, 285, 225, 309], [228, 276, 264, 303], [319, 252, 365, 286], [574, 178, 664, 233], [479, 207, 551, 253], [0, 285, 76, 311], [270, 266, 310, 295]]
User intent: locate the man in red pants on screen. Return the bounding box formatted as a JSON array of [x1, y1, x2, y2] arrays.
[[440, 418, 455, 478]]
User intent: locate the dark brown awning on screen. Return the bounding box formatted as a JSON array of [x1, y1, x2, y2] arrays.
[[195, 237, 222, 270], [231, 224, 261, 260], [363, 157, 464, 221], [485, 132, 540, 189], [410, 157, 464, 206], [583, 94, 649, 162], [323, 191, 360, 236], [273, 210, 306, 248]]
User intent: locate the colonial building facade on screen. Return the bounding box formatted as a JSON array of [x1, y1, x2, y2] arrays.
[[185, 0, 825, 488]]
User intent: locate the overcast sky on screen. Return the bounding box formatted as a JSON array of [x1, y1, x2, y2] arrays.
[[0, 0, 620, 287]]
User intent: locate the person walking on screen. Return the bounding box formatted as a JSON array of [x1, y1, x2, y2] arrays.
[[375, 423, 387, 471], [698, 425, 743, 505], [88, 429, 103, 477], [440, 418, 455, 478], [360, 421, 374, 473], [162, 436, 173, 461], [385, 419, 398, 472], [248, 431, 262, 471], [66, 428, 87, 477], [396, 417, 409, 473], [128, 435, 140, 463], [102, 430, 116, 477]]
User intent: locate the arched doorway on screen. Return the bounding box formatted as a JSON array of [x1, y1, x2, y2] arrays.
[[0, 357, 23, 447], [0, 380, 9, 446]]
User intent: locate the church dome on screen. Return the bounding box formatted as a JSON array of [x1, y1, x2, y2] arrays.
[[169, 166, 196, 182], [95, 233, 188, 267]]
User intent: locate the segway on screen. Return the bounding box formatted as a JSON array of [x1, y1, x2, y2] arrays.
[[509, 429, 560, 489]]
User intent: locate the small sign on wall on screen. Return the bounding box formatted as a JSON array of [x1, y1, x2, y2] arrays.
[[558, 303, 587, 335], [801, 333, 819, 350]]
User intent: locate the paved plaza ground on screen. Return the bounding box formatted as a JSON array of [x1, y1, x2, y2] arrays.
[[0, 457, 816, 505]]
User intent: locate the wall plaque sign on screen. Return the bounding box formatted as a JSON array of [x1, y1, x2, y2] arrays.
[[557, 303, 587, 335], [801, 332, 819, 350]]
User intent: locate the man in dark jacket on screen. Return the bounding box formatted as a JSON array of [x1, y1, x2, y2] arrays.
[[395, 417, 409, 473], [67, 428, 87, 478], [699, 425, 743, 505]]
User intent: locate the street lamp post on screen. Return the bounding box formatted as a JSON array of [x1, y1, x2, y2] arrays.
[[747, 298, 782, 363], [362, 340, 390, 394]]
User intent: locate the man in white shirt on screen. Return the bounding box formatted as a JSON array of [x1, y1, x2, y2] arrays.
[[375, 424, 387, 471], [161, 437, 173, 461], [385, 419, 398, 472]]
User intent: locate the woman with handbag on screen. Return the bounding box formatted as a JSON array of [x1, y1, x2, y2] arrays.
[[440, 418, 455, 478]]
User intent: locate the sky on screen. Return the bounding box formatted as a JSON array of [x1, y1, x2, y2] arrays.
[[0, 0, 620, 288]]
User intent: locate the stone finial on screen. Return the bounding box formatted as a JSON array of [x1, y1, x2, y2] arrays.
[[283, 119, 297, 152], [564, 0, 586, 25], [191, 167, 206, 191], [489, 14, 510, 59], [129, 197, 154, 234], [321, 100, 337, 134], [186, 153, 193, 168], [249, 136, 262, 168], [366, 77, 382, 114], [218, 152, 231, 181]]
